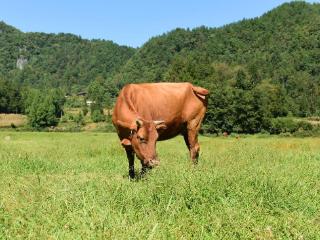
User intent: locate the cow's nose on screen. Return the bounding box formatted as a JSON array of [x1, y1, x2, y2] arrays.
[[149, 158, 160, 167]]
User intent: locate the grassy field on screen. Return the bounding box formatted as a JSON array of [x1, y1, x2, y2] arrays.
[[0, 132, 320, 239]]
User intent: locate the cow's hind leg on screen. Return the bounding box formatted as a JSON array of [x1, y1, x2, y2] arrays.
[[184, 113, 205, 164], [125, 148, 135, 179], [184, 130, 200, 164]]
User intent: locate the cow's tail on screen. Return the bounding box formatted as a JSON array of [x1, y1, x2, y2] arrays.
[[192, 86, 209, 100]]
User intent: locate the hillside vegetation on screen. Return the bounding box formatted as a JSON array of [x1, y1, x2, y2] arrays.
[[114, 2, 320, 133], [1, 2, 320, 133], [0, 21, 135, 91]]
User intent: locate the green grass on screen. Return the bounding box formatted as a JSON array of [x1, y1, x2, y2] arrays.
[[0, 132, 320, 239]]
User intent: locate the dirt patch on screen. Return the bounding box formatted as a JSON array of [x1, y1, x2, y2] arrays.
[[0, 114, 27, 127]]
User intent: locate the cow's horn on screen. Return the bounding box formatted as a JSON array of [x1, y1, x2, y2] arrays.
[[154, 120, 166, 130], [136, 118, 143, 128], [154, 120, 165, 125]]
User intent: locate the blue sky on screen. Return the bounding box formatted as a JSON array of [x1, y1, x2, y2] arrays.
[[1, 0, 319, 47]]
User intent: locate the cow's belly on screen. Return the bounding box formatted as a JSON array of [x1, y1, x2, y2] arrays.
[[157, 122, 186, 141], [158, 131, 180, 141]]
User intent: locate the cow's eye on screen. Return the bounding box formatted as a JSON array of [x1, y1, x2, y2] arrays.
[[138, 136, 146, 143]]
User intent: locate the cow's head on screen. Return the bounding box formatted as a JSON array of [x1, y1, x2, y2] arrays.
[[119, 118, 166, 168]]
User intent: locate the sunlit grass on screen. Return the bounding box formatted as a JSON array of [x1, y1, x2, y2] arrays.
[[0, 132, 320, 239]]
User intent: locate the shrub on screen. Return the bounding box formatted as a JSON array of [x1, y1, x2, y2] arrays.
[[64, 96, 84, 108], [60, 115, 68, 123], [91, 109, 105, 123], [74, 112, 85, 126], [279, 132, 292, 137], [269, 118, 314, 134], [269, 118, 299, 134], [82, 106, 88, 116], [27, 94, 58, 129], [297, 121, 313, 131], [25, 90, 65, 129]]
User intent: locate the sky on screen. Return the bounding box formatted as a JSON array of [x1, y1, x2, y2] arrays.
[[1, 0, 319, 47]]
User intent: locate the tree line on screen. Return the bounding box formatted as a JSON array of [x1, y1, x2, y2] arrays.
[[111, 2, 320, 133], [0, 2, 320, 134], [0, 76, 114, 129]]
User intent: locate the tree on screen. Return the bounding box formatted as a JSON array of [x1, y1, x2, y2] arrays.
[[0, 78, 24, 113], [49, 88, 65, 118], [88, 77, 105, 122], [25, 89, 65, 128]]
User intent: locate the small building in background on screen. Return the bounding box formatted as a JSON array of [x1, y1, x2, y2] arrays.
[[86, 100, 95, 106]]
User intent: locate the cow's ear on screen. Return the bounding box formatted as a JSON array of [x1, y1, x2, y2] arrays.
[[154, 120, 167, 130], [121, 138, 131, 146]]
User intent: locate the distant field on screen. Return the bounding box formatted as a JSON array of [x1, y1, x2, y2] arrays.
[[0, 114, 27, 128], [0, 132, 320, 239]]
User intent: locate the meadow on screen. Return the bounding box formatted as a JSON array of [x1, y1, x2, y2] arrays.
[[0, 132, 320, 239]]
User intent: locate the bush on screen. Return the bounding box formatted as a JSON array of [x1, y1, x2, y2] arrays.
[[292, 125, 320, 137], [27, 94, 58, 129], [82, 106, 88, 116], [91, 109, 105, 123], [292, 130, 313, 137], [74, 112, 85, 126], [64, 96, 84, 108], [25, 90, 65, 129], [297, 121, 313, 131], [269, 118, 314, 134], [279, 132, 292, 137], [269, 118, 299, 134], [60, 115, 68, 123], [104, 122, 115, 132]]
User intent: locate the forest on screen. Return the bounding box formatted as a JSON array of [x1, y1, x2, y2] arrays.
[[0, 1, 320, 134]]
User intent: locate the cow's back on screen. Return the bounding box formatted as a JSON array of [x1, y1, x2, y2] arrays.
[[113, 82, 208, 139]]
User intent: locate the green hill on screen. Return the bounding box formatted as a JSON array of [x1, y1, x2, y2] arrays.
[[0, 21, 135, 92], [1, 1, 320, 133], [116, 2, 319, 83], [114, 2, 320, 121]]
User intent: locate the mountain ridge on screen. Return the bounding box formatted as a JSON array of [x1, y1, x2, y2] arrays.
[[0, 20, 136, 92], [1, 1, 320, 133], [114, 1, 320, 84], [1, 1, 320, 121]]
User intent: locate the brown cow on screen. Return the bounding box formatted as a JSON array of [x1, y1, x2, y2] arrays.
[[112, 82, 209, 178]]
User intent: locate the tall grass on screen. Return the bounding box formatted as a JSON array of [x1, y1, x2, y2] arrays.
[[0, 132, 319, 239]]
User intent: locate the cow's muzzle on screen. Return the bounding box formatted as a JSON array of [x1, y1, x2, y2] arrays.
[[145, 158, 160, 168]]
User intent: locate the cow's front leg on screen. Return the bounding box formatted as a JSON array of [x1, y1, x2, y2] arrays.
[[125, 148, 135, 179], [140, 162, 153, 177]]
